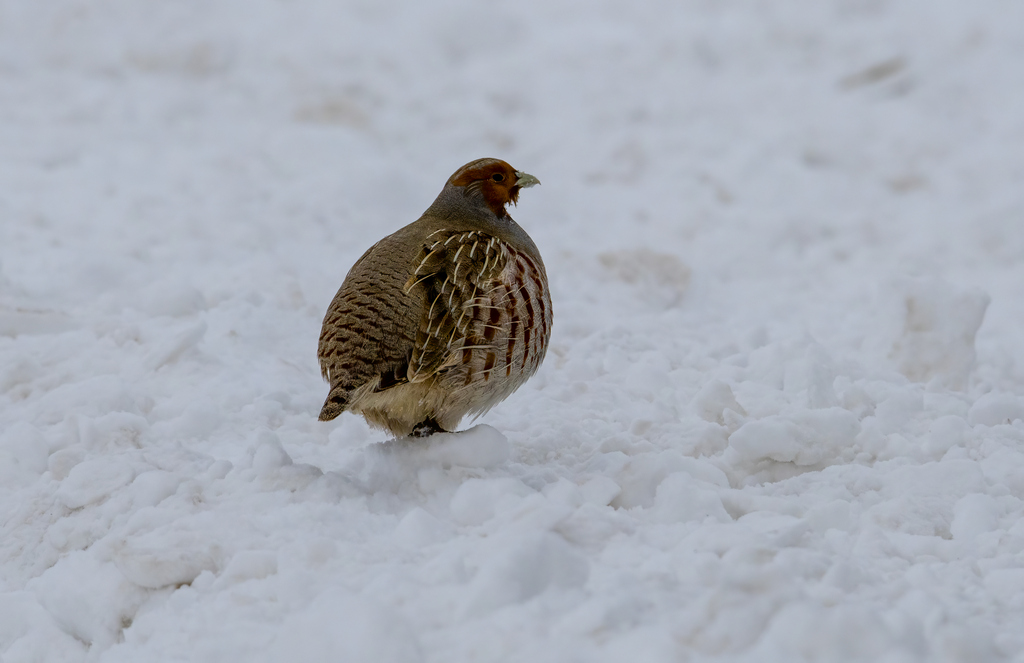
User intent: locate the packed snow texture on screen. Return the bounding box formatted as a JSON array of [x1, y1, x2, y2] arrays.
[[2, 1, 1024, 661]]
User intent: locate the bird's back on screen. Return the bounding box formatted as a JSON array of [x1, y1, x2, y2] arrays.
[[317, 227, 422, 421]]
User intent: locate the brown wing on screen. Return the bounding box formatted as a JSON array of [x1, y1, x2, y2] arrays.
[[404, 230, 511, 383], [317, 241, 419, 420]]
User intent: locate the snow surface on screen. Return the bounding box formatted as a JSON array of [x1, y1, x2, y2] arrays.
[[2, 1, 1024, 661]]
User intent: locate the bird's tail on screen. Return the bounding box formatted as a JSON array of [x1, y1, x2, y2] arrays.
[[318, 386, 350, 421]]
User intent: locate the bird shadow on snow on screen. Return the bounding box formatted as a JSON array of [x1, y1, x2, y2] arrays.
[[306, 425, 511, 500], [365, 425, 510, 469]]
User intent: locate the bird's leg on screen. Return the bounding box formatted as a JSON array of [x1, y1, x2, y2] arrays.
[[410, 417, 446, 437]]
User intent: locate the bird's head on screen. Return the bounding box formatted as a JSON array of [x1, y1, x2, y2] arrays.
[[447, 158, 540, 218]]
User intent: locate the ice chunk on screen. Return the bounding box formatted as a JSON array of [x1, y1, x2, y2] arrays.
[[114, 531, 222, 589], [967, 392, 1024, 426], [48, 446, 85, 480], [252, 430, 294, 473], [950, 494, 1000, 541], [691, 379, 747, 426], [127, 470, 180, 508], [29, 552, 146, 649], [727, 408, 860, 467], [923, 415, 969, 457], [614, 451, 730, 508], [90, 411, 149, 450], [218, 550, 279, 585], [877, 277, 989, 389], [653, 472, 731, 523], [55, 458, 136, 509], [782, 341, 840, 409]]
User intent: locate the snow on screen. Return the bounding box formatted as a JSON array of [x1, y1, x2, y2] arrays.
[[2, 0, 1024, 661]]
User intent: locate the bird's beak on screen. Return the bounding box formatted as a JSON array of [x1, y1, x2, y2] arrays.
[[514, 171, 540, 188]]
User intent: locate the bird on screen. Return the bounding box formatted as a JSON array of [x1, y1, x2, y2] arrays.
[[317, 158, 552, 437]]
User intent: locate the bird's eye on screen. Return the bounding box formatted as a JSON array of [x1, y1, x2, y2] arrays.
[[491, 173, 505, 182]]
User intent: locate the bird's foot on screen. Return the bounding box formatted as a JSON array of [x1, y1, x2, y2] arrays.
[[410, 418, 446, 438]]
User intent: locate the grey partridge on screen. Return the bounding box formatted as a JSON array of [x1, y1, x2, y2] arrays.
[[317, 158, 552, 437]]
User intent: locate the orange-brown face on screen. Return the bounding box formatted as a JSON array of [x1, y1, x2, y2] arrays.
[[449, 158, 529, 218]]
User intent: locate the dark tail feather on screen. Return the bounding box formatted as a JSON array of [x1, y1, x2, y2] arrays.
[[318, 386, 349, 421]]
